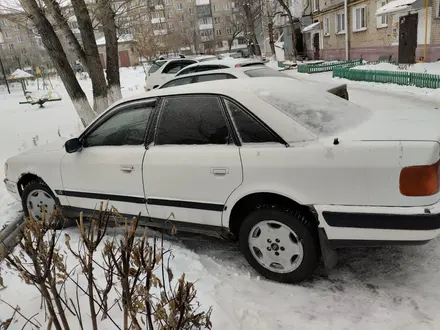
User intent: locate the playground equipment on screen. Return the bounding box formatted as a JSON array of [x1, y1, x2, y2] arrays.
[[19, 90, 62, 108]]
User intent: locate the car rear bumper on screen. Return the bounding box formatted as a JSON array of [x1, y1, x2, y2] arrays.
[[3, 178, 21, 201], [315, 203, 440, 248]]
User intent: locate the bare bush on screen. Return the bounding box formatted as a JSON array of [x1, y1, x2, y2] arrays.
[[0, 205, 212, 329]]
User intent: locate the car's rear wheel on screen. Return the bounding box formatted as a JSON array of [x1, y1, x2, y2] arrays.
[[239, 207, 320, 283], [21, 181, 63, 228]]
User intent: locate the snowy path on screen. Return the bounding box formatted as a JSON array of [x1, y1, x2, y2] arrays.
[[1, 68, 440, 329]]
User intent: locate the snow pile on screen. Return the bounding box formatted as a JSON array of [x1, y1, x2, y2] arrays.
[[352, 61, 440, 75]]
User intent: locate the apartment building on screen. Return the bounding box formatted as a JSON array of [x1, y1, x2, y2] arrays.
[[302, 0, 440, 62], [0, 12, 51, 74]]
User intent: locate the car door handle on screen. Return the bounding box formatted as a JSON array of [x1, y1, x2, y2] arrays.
[[120, 165, 134, 173], [211, 168, 229, 176]]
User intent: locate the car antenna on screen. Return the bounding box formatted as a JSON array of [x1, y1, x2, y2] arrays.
[[333, 138, 339, 145]]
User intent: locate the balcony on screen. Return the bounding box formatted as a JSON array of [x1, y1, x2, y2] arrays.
[[196, 4, 211, 18], [153, 29, 167, 36], [199, 23, 213, 30], [201, 35, 214, 42], [151, 17, 166, 24], [196, 0, 210, 5]]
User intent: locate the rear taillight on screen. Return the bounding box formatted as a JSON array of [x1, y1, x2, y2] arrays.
[[400, 160, 440, 196], [234, 64, 240, 68]]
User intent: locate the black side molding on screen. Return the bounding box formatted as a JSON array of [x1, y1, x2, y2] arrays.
[[55, 190, 224, 212], [323, 211, 440, 231]]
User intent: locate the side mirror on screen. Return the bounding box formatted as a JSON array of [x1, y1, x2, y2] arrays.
[[65, 138, 82, 153]]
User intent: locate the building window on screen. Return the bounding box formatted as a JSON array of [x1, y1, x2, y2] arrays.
[[216, 29, 221, 36], [201, 17, 208, 24], [71, 21, 78, 29], [189, 7, 193, 14], [216, 41, 223, 48], [214, 17, 220, 23], [4, 31, 11, 39], [238, 38, 246, 44], [376, 0, 388, 28], [213, 4, 218, 11], [0, 19, 6, 26], [177, 2, 183, 10], [168, 22, 174, 30], [13, 24, 19, 31], [226, 28, 232, 35], [16, 36, 23, 43], [179, 15, 184, 22], [164, 0, 171, 4], [21, 48, 27, 54], [313, 0, 319, 12], [353, 6, 367, 31], [8, 44, 14, 50], [323, 16, 330, 36], [224, 3, 230, 10], [335, 13, 345, 33]]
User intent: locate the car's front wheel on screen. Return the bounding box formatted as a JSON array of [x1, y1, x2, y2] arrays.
[[239, 207, 320, 283], [21, 180, 62, 227]]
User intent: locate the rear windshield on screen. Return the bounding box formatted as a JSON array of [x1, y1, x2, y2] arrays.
[[255, 85, 371, 136], [148, 60, 166, 73], [244, 68, 290, 78], [238, 62, 264, 67]]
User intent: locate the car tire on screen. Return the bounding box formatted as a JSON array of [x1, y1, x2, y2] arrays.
[[21, 180, 66, 229], [239, 206, 320, 283]]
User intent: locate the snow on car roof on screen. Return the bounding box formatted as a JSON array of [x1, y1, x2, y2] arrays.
[[124, 77, 371, 136]]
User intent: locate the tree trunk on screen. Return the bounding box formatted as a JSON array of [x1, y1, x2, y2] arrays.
[[228, 39, 233, 52], [71, 0, 109, 114], [268, 21, 276, 58], [98, 0, 122, 104], [277, 0, 297, 62], [21, 0, 96, 126], [42, 0, 87, 66]]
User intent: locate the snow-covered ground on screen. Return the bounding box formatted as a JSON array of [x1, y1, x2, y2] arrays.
[[1, 66, 440, 329], [353, 61, 440, 75]]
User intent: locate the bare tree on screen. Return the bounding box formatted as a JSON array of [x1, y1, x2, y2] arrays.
[[70, 0, 109, 113], [236, 0, 262, 57], [19, 0, 97, 126], [276, 0, 298, 61], [96, 0, 122, 103], [225, 14, 243, 52]]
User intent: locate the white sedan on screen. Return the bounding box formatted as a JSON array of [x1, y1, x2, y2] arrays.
[[4, 77, 440, 283]]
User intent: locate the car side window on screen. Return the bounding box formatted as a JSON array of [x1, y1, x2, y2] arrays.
[[155, 95, 231, 145], [195, 64, 228, 72], [176, 66, 196, 76], [160, 76, 194, 88], [196, 73, 237, 83], [83, 105, 153, 147], [162, 61, 182, 74], [224, 99, 278, 143]]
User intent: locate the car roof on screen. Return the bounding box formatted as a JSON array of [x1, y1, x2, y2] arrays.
[[179, 58, 264, 70], [164, 66, 291, 81], [122, 77, 309, 103]]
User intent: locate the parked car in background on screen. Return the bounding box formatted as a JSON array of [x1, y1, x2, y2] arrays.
[[174, 59, 265, 77], [160, 66, 349, 100], [144, 55, 219, 91], [5, 77, 439, 284]]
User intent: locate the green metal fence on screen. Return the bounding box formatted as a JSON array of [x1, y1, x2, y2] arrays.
[[297, 59, 363, 74], [333, 67, 440, 89]]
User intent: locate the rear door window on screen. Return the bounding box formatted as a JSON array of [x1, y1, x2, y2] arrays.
[[148, 61, 166, 74], [195, 73, 237, 83], [162, 61, 183, 74], [160, 76, 194, 88]]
